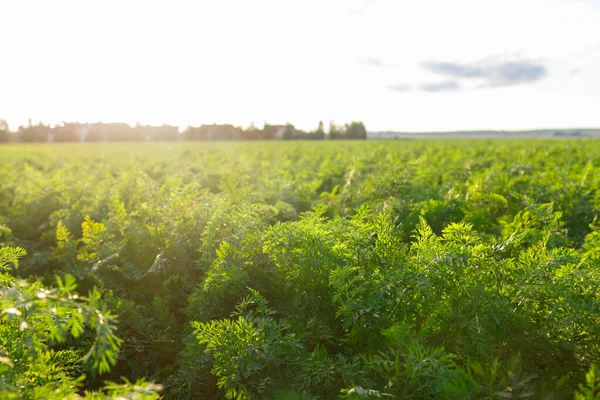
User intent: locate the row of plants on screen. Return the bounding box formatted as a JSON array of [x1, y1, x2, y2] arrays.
[[1, 140, 599, 398]]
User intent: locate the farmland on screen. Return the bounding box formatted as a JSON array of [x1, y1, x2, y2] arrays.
[[1, 140, 600, 399]]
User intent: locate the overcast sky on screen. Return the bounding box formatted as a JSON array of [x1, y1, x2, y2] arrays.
[[1, 0, 599, 131]]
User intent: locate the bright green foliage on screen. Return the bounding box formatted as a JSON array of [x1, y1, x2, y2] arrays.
[[192, 290, 303, 399], [575, 365, 600, 400], [0, 246, 162, 399], [0, 246, 27, 271], [2, 141, 600, 398]]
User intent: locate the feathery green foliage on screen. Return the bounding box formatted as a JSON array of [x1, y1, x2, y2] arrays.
[[1, 140, 600, 398]]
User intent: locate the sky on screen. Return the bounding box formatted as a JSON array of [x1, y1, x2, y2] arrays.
[[1, 0, 599, 132]]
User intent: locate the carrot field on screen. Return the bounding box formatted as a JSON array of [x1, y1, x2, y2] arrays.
[[1, 140, 599, 399]]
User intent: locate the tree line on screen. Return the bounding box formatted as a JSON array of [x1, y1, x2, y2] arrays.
[[0, 119, 366, 142]]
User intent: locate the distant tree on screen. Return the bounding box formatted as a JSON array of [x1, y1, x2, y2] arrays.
[[0, 119, 9, 142], [314, 120, 325, 140], [53, 123, 80, 142], [155, 125, 179, 141], [182, 126, 206, 141], [86, 124, 105, 142], [239, 123, 256, 140], [282, 123, 296, 140], [103, 123, 144, 141], [345, 121, 367, 139], [261, 124, 279, 140], [133, 124, 178, 141], [211, 124, 242, 140], [182, 124, 242, 141], [17, 123, 49, 142], [328, 120, 343, 140]]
